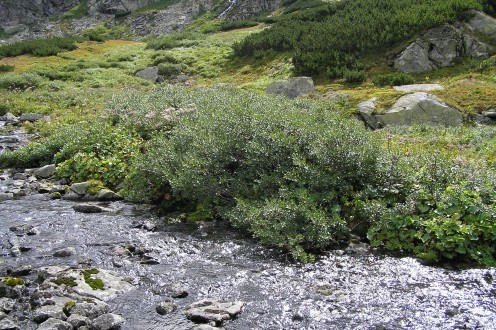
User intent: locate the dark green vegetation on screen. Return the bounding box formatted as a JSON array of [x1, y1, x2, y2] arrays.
[[234, 0, 489, 77], [0, 37, 79, 59], [0, 64, 14, 72], [52, 277, 78, 287]]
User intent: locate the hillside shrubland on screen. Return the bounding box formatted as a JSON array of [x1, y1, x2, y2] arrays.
[[234, 0, 490, 76]]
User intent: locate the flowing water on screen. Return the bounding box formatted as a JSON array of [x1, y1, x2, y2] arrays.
[[1, 194, 495, 329]]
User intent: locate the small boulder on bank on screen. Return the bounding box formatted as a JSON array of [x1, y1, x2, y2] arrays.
[[266, 77, 316, 99], [34, 164, 56, 179]]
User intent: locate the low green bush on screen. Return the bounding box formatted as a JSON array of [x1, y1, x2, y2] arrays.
[[0, 72, 44, 90], [0, 37, 79, 58], [0, 64, 14, 73], [372, 72, 415, 86], [157, 63, 182, 77], [0, 120, 142, 188], [367, 145, 496, 266], [219, 20, 258, 31], [344, 70, 367, 84]]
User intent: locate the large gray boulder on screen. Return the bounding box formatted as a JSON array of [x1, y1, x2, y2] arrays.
[[34, 164, 56, 179], [424, 24, 463, 68], [395, 11, 496, 73], [376, 93, 463, 127], [266, 77, 316, 99], [394, 42, 436, 73], [467, 10, 496, 46], [135, 67, 159, 82]]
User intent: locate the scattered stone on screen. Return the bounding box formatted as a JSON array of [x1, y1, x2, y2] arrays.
[[170, 284, 188, 298], [18, 113, 46, 123], [33, 305, 67, 323], [394, 11, 496, 73], [0, 113, 18, 124], [91, 313, 125, 330], [156, 300, 177, 315], [482, 109, 496, 118], [62, 190, 81, 200], [7, 265, 32, 276], [357, 97, 379, 129], [66, 314, 90, 328], [345, 242, 370, 255], [37, 318, 72, 330], [34, 164, 56, 179], [266, 77, 316, 99], [135, 67, 159, 82], [467, 10, 496, 45], [0, 193, 14, 202], [72, 204, 107, 214], [0, 318, 19, 330], [185, 299, 244, 324], [0, 299, 15, 313], [315, 285, 334, 296], [69, 182, 88, 196], [71, 301, 112, 320], [9, 224, 37, 236], [11, 173, 27, 181], [394, 41, 435, 73], [53, 247, 76, 258], [191, 325, 218, 330], [393, 84, 444, 93], [96, 189, 121, 201]]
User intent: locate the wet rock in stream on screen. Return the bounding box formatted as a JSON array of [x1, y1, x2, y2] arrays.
[[185, 299, 244, 325]]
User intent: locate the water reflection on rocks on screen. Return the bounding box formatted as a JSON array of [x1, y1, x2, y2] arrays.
[[0, 191, 495, 329]]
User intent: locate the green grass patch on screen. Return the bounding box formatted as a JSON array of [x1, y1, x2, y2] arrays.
[[52, 277, 78, 287], [2, 277, 25, 287], [63, 0, 89, 20], [82, 269, 104, 290]]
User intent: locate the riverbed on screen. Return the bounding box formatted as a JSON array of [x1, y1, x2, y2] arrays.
[[1, 192, 495, 329]]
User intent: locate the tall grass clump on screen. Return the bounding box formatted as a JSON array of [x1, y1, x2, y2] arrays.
[[0, 72, 44, 90], [234, 0, 486, 76]]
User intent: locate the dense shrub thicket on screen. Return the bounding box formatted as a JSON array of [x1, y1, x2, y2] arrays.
[[2, 86, 496, 265], [0, 37, 79, 59], [234, 0, 487, 76], [372, 72, 415, 86]]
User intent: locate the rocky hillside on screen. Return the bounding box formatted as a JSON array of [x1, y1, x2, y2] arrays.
[[0, 0, 283, 41]]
